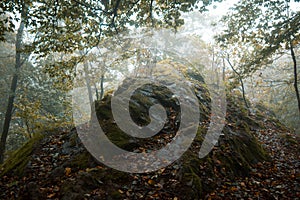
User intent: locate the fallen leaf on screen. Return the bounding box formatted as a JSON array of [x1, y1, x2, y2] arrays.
[[148, 179, 156, 185], [240, 182, 246, 187], [47, 193, 56, 198], [65, 167, 71, 176]]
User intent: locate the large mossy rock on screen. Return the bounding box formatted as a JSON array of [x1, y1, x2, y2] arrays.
[[92, 66, 270, 198], [0, 64, 276, 199]]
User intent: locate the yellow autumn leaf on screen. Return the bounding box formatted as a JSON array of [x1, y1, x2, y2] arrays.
[[65, 167, 72, 176], [148, 179, 155, 185]]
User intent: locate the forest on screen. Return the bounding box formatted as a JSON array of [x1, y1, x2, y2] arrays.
[[0, 0, 299, 199]]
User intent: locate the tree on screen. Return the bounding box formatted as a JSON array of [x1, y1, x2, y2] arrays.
[[0, 33, 15, 135], [0, 2, 28, 163], [13, 58, 73, 138], [241, 49, 300, 132], [0, 0, 224, 163], [217, 0, 300, 115]]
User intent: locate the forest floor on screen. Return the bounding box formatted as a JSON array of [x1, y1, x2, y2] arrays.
[[208, 119, 300, 199], [0, 118, 299, 199]]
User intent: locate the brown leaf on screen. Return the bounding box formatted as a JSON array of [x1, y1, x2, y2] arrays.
[[47, 193, 56, 198], [148, 179, 156, 185], [65, 167, 71, 176], [240, 182, 246, 187]]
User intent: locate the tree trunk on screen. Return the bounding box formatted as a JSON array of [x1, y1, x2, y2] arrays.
[[94, 83, 99, 101], [80, 51, 94, 107], [100, 74, 104, 100], [222, 58, 226, 82], [290, 41, 300, 115], [83, 61, 94, 107], [225, 56, 249, 108], [0, 16, 25, 163]]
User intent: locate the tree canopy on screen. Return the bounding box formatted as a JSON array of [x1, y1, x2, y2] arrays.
[[1, 0, 222, 47], [217, 0, 300, 114], [218, 0, 300, 74], [0, 0, 224, 163]]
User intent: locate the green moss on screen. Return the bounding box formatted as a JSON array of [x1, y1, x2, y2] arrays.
[[110, 190, 123, 199], [185, 69, 205, 83], [185, 166, 202, 196], [68, 151, 92, 169], [61, 182, 74, 194], [223, 133, 270, 176], [106, 126, 131, 149], [69, 132, 78, 147], [273, 119, 289, 131], [280, 134, 298, 145], [244, 116, 264, 129], [194, 127, 205, 143], [0, 134, 44, 177], [95, 99, 132, 149], [179, 152, 212, 197], [102, 169, 129, 183], [95, 98, 113, 121]]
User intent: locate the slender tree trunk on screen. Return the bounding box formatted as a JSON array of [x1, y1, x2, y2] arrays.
[[285, 2, 300, 116], [290, 41, 300, 115], [240, 80, 249, 108], [225, 56, 250, 108], [100, 74, 104, 100], [0, 17, 25, 164], [83, 61, 94, 107], [80, 51, 94, 107], [94, 83, 99, 101], [222, 58, 226, 82]]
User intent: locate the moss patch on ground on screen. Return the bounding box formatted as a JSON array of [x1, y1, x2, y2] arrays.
[[0, 134, 44, 177]]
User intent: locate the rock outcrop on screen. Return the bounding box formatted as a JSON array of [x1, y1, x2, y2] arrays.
[[1, 63, 298, 199]]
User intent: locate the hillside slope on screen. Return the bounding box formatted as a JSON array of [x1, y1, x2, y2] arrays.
[[0, 68, 299, 199]]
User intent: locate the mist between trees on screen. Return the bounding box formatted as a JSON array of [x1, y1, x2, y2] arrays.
[[0, 0, 299, 163]]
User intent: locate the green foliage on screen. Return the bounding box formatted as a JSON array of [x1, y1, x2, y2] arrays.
[[0, 1, 19, 41], [13, 94, 71, 139], [0, 32, 72, 150], [217, 0, 300, 126], [0, 0, 222, 52], [14, 97, 45, 138], [1, 0, 223, 53], [217, 0, 300, 76], [241, 53, 300, 131]]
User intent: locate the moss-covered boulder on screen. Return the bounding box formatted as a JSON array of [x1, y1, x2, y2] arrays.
[[91, 64, 270, 198], [0, 63, 285, 199]]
